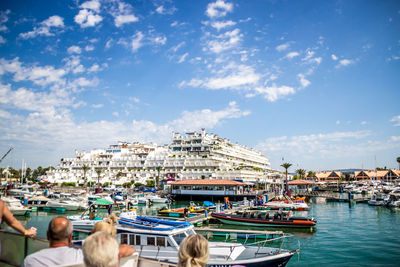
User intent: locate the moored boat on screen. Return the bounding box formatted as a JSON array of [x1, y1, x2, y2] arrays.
[[211, 212, 316, 228]]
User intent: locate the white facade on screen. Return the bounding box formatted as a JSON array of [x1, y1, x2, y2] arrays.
[[45, 130, 276, 186]]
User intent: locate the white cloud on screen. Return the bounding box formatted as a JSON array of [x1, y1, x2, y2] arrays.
[[170, 101, 250, 132], [255, 84, 295, 102], [156, 6, 164, 14], [206, 0, 233, 18], [0, 57, 66, 87], [152, 36, 167, 45], [391, 136, 400, 142], [92, 104, 103, 108], [115, 14, 138, 27], [182, 63, 260, 90], [390, 115, 400, 126], [276, 43, 290, 52], [336, 59, 354, 68], [131, 31, 144, 52], [67, 45, 82, 54], [85, 45, 95, 51], [0, 36, 5, 44], [105, 39, 113, 49], [331, 54, 338, 61], [0, 10, 10, 32], [207, 28, 242, 53], [298, 73, 311, 88], [74, 8, 102, 28], [178, 53, 189, 63], [171, 42, 185, 52], [80, 0, 100, 12], [336, 120, 341, 125], [286, 51, 299, 59], [256, 130, 373, 156], [19, 15, 64, 39], [211, 20, 236, 31], [361, 121, 367, 125]]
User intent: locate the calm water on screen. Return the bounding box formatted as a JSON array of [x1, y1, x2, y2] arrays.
[[10, 201, 400, 266]]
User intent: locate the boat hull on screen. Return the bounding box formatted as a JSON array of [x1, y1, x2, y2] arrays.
[[212, 213, 316, 228]]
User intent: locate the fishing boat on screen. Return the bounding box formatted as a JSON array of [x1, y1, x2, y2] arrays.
[[211, 212, 316, 228]]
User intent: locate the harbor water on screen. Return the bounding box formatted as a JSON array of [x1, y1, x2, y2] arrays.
[[7, 201, 400, 266]]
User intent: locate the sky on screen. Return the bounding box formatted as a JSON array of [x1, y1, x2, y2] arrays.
[[0, 0, 399, 172]]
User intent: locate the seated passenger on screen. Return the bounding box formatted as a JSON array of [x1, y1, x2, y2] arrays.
[[264, 212, 270, 220], [23, 216, 83, 267]]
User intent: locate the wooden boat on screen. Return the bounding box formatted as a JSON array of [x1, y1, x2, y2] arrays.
[[211, 212, 316, 228]]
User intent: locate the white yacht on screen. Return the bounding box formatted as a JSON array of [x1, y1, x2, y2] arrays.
[[2, 197, 30, 216], [46, 198, 83, 211], [368, 193, 389, 206]]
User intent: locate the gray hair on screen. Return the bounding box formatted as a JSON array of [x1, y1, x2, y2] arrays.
[[83, 231, 119, 267], [47, 216, 73, 242]]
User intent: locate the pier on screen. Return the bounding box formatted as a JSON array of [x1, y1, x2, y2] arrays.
[[303, 191, 370, 203]]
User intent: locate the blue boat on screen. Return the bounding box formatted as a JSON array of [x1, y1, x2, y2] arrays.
[[136, 215, 191, 228], [119, 217, 175, 231]]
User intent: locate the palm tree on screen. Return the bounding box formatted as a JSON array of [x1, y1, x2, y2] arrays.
[[82, 164, 89, 186], [296, 169, 306, 180], [96, 169, 102, 186], [281, 162, 292, 193], [307, 171, 316, 180], [397, 157, 400, 170]]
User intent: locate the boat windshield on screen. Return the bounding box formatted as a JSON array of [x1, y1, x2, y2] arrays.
[[170, 229, 196, 245]]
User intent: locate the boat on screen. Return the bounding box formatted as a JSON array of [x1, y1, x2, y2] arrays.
[[119, 216, 175, 231], [115, 220, 296, 266], [256, 201, 309, 211], [136, 215, 191, 228], [211, 212, 317, 228], [368, 193, 389, 206], [46, 199, 83, 211], [8, 185, 38, 198], [2, 197, 30, 216]]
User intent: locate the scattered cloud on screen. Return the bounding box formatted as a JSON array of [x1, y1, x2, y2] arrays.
[[67, 45, 82, 54], [92, 104, 103, 108], [75, 0, 103, 28], [336, 59, 354, 68], [178, 53, 189, 63], [276, 42, 290, 52], [130, 31, 144, 52], [390, 115, 400, 126], [254, 84, 295, 102], [285, 51, 299, 59], [115, 14, 138, 27], [206, 0, 233, 18], [19, 15, 64, 39], [207, 28, 242, 53], [298, 73, 311, 88], [331, 54, 338, 61], [85, 45, 95, 51], [361, 121, 367, 125], [211, 20, 236, 31]]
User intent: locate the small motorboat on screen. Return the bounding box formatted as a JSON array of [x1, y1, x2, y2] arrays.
[[2, 197, 30, 216], [212, 211, 317, 228]]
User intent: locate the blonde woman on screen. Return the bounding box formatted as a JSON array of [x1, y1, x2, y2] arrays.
[[178, 234, 209, 267], [91, 216, 136, 257]]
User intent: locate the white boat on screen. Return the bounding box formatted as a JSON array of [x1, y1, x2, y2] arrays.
[[72, 210, 296, 266], [8, 185, 37, 198], [46, 199, 82, 211], [2, 197, 30, 216], [368, 193, 389, 206]]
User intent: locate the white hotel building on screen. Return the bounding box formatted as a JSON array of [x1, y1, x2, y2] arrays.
[[45, 130, 279, 186]]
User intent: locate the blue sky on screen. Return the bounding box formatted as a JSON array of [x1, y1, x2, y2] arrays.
[[0, 0, 399, 171]]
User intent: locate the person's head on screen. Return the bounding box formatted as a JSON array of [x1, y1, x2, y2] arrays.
[[178, 234, 209, 267], [47, 216, 73, 245], [91, 221, 117, 237], [83, 231, 119, 267]]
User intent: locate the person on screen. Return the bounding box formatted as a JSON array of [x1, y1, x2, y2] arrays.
[[178, 234, 209, 267], [183, 206, 189, 221], [83, 231, 119, 267], [23, 216, 83, 267], [0, 199, 36, 236], [91, 217, 135, 258]]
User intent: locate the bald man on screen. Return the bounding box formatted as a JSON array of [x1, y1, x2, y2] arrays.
[[23, 216, 83, 267]]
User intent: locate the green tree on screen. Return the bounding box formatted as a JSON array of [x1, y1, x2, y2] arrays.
[[307, 171, 316, 179], [281, 162, 292, 193], [82, 165, 89, 186], [397, 156, 400, 170], [95, 168, 102, 186], [296, 169, 306, 180]]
